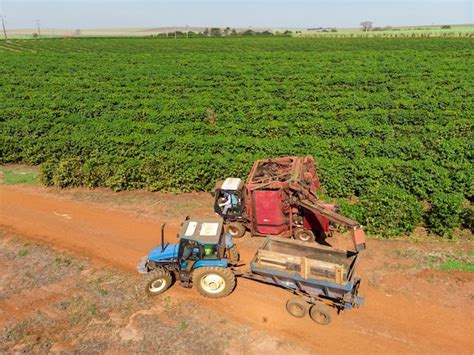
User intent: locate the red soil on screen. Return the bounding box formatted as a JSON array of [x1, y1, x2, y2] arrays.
[[1, 185, 473, 353]]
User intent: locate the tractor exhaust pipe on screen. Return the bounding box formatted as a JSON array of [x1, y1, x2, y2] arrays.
[[161, 223, 166, 252]]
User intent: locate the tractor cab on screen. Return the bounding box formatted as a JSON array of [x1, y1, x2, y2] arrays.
[[213, 178, 245, 221], [143, 217, 236, 271], [175, 218, 240, 290], [178, 218, 229, 270]]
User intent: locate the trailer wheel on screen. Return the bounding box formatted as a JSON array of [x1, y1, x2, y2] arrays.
[[309, 304, 332, 325], [145, 269, 172, 296], [228, 222, 246, 238], [286, 298, 307, 318], [294, 228, 315, 243], [193, 267, 236, 298]]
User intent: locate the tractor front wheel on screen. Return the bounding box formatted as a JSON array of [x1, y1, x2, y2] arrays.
[[228, 222, 246, 238], [193, 267, 236, 298], [294, 228, 315, 243], [145, 269, 172, 296], [227, 246, 240, 264]]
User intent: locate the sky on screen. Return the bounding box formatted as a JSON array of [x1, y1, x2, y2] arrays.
[[1, 0, 473, 30]]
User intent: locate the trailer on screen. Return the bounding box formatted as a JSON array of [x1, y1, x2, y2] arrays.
[[239, 237, 364, 325]]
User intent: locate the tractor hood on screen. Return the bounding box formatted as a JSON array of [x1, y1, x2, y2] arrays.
[[148, 243, 179, 262]]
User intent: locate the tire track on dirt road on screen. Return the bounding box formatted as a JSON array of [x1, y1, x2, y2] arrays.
[[1, 185, 473, 353]]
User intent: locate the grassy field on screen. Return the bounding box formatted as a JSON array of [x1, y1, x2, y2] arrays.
[[4, 24, 473, 39], [0, 166, 39, 185], [0, 36, 472, 237]]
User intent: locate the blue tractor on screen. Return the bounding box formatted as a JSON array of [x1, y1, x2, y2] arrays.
[[137, 217, 240, 298]]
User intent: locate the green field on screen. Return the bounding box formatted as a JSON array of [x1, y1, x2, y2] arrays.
[[298, 24, 474, 37], [1, 37, 472, 236]]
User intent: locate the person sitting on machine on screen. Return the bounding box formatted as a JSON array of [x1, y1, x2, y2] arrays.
[[182, 240, 200, 272], [218, 192, 233, 215]]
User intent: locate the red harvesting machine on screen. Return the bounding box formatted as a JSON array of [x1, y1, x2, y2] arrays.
[[213, 156, 366, 252]]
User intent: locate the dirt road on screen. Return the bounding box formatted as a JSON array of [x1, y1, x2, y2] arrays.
[[1, 185, 473, 354]]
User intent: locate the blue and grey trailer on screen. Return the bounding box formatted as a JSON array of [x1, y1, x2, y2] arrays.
[[240, 237, 364, 325]]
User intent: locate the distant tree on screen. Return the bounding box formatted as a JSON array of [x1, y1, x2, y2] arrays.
[[261, 30, 273, 36], [231, 29, 237, 35], [360, 21, 373, 32], [210, 27, 222, 36], [223, 26, 231, 35], [242, 29, 255, 36], [203, 28, 210, 36], [283, 30, 293, 35], [441, 25, 451, 29], [32, 33, 39, 38]]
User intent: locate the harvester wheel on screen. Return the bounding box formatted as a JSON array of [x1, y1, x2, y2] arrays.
[[294, 228, 315, 243], [309, 304, 332, 325], [145, 269, 172, 297], [227, 246, 240, 264], [193, 266, 236, 298], [286, 298, 307, 318], [228, 222, 246, 238]]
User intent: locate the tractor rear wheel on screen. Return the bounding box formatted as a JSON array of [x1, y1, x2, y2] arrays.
[[309, 304, 332, 325], [286, 298, 307, 318], [145, 269, 172, 297], [228, 222, 246, 238], [294, 228, 315, 243], [193, 267, 236, 298]]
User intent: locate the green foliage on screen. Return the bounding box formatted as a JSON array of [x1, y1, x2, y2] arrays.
[[439, 259, 474, 272], [337, 200, 365, 224], [40, 160, 57, 186], [18, 248, 29, 257], [52, 158, 83, 188], [427, 192, 465, 237], [461, 207, 473, 232], [81, 157, 114, 188], [54, 256, 73, 267], [179, 320, 189, 331], [359, 186, 424, 237], [1, 37, 473, 236]]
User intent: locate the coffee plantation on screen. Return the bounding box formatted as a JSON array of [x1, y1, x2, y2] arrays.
[[1, 37, 472, 236]]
